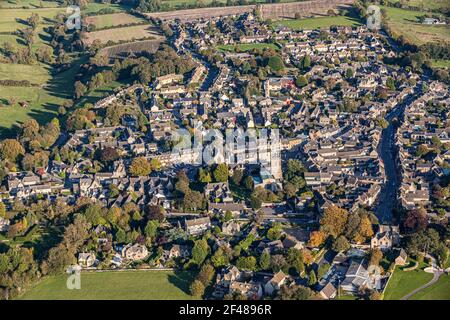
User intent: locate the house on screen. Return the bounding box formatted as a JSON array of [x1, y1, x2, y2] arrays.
[[184, 216, 211, 235], [121, 243, 149, 261], [229, 281, 263, 300], [340, 259, 370, 293], [319, 282, 337, 300], [222, 220, 241, 236], [0, 216, 10, 232], [394, 248, 408, 266], [78, 252, 96, 268], [163, 244, 190, 260], [264, 271, 287, 296], [370, 225, 400, 251]]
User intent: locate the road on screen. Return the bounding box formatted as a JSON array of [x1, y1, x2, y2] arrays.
[[375, 93, 417, 224]]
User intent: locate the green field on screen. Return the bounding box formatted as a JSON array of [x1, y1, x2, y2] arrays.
[[0, 62, 51, 84], [431, 59, 450, 69], [275, 15, 362, 30], [85, 12, 144, 29], [408, 274, 450, 300], [383, 263, 433, 300], [388, 0, 450, 11], [217, 43, 280, 52], [17, 270, 197, 300], [381, 6, 450, 45], [0, 0, 60, 8]]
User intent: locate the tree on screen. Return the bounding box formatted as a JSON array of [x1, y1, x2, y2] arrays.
[[197, 264, 215, 286], [243, 175, 254, 191], [211, 247, 229, 268], [213, 163, 229, 182], [435, 243, 448, 268], [286, 248, 304, 275], [236, 256, 257, 271], [250, 195, 262, 210], [145, 205, 165, 222], [190, 279, 205, 297], [259, 250, 271, 270], [183, 190, 204, 211], [198, 168, 212, 183], [320, 205, 349, 238], [369, 248, 383, 266], [308, 270, 317, 287], [74, 81, 87, 99], [317, 263, 330, 280], [332, 235, 350, 252], [1, 139, 25, 162], [386, 77, 395, 91], [345, 68, 354, 79], [129, 157, 152, 176], [232, 169, 243, 185], [192, 239, 209, 266], [308, 231, 326, 248], [99, 147, 119, 163], [144, 220, 159, 240], [270, 254, 287, 273], [300, 55, 311, 70], [267, 55, 284, 72], [0, 203, 5, 218], [295, 75, 308, 88], [278, 284, 311, 300], [403, 208, 427, 233]]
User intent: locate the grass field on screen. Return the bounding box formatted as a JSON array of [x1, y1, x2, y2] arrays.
[[217, 43, 280, 52], [0, 62, 51, 84], [84, 12, 144, 29], [275, 15, 362, 30], [383, 263, 433, 300], [17, 270, 197, 300], [431, 59, 450, 69], [83, 24, 161, 46], [408, 274, 450, 300], [0, 56, 85, 137], [388, 0, 450, 11], [0, 0, 60, 8], [381, 6, 450, 45]]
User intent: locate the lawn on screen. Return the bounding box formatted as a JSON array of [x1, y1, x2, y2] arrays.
[[0, 62, 51, 84], [85, 12, 144, 29], [0, 0, 60, 8], [381, 6, 450, 45], [217, 43, 280, 52], [275, 15, 362, 30], [408, 274, 450, 300], [75, 79, 133, 108], [83, 24, 161, 46], [17, 270, 197, 300], [383, 263, 433, 300]]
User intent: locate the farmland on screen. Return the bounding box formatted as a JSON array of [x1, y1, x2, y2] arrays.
[[83, 24, 162, 46], [381, 6, 450, 45], [84, 12, 145, 30], [275, 15, 362, 30], [17, 270, 197, 300]]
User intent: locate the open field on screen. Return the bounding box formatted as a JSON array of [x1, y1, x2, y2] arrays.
[[0, 7, 62, 32], [0, 0, 60, 8], [408, 274, 450, 300], [275, 15, 362, 30], [431, 59, 450, 69], [101, 39, 164, 59], [388, 0, 450, 11], [0, 56, 85, 137], [383, 263, 433, 300], [217, 43, 280, 52], [381, 6, 450, 45], [0, 62, 51, 84], [17, 270, 197, 300], [83, 24, 162, 46], [84, 12, 144, 29]]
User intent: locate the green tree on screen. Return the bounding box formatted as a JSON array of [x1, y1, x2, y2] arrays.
[[192, 239, 209, 266], [332, 235, 350, 252], [295, 75, 308, 87], [308, 270, 317, 287], [259, 250, 271, 270], [197, 264, 215, 286], [1, 139, 25, 162], [213, 163, 229, 182], [144, 220, 159, 240]]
